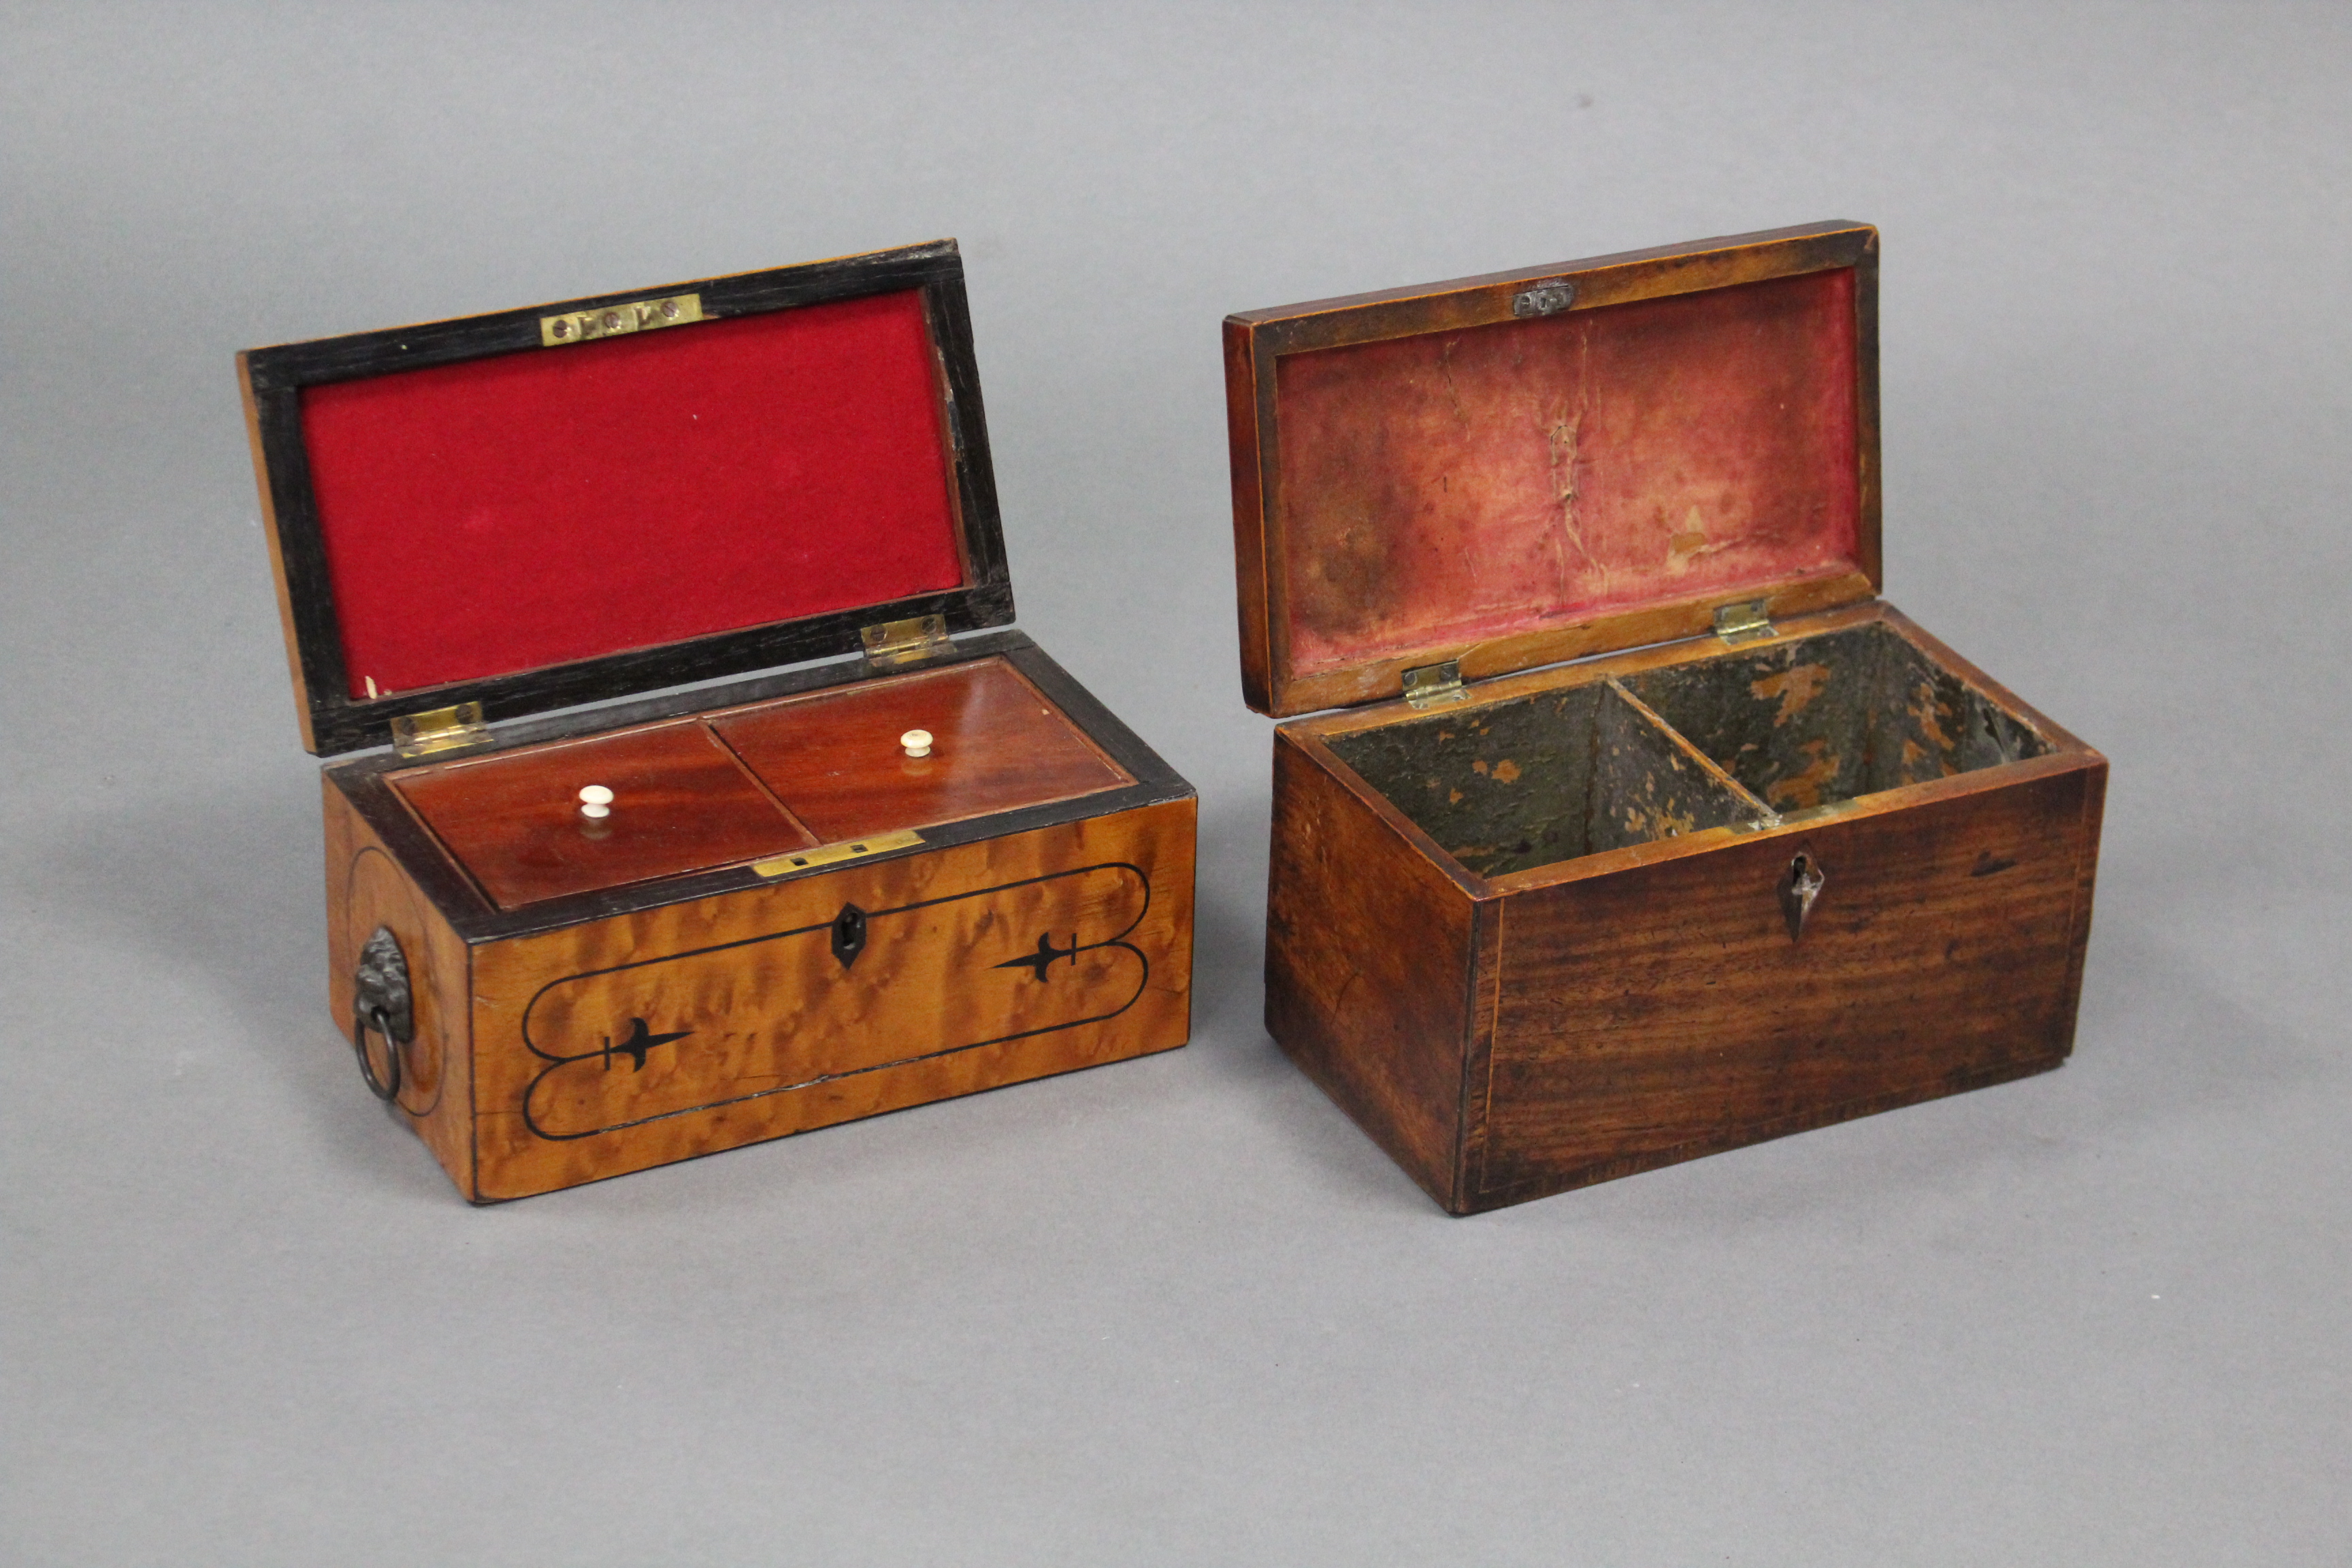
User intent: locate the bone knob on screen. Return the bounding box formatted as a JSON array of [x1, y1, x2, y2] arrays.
[[900, 729, 933, 759]]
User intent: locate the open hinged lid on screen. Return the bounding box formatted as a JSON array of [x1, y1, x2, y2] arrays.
[[1224, 220, 1882, 718], [241, 240, 1012, 756]]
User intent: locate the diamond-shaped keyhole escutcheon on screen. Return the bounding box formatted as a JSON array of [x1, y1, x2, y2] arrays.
[[831, 903, 868, 969], [1779, 851, 1826, 943]]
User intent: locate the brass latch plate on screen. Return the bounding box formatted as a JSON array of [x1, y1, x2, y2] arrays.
[[860, 614, 952, 670], [390, 701, 490, 759], [1512, 279, 1577, 317], [540, 292, 704, 348], [1402, 659, 1467, 710], [1713, 599, 1776, 646], [751, 828, 924, 879]]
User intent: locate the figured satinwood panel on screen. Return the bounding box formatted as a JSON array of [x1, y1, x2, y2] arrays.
[[1475, 759, 2104, 1205], [1265, 732, 1479, 1209], [466, 796, 1194, 1199], [323, 777, 474, 1196]]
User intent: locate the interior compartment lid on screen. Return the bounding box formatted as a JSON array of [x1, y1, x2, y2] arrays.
[[1224, 220, 1881, 718], [241, 240, 1012, 755]]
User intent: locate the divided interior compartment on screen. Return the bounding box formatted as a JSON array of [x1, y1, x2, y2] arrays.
[[389, 657, 1132, 909], [1325, 681, 1768, 879], [1324, 622, 2051, 881], [1618, 623, 2050, 815]]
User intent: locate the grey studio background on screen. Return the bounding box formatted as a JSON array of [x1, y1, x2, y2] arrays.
[[3, 3, 2347, 1563]]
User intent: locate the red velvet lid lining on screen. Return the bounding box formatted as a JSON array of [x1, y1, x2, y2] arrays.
[[299, 288, 966, 700]]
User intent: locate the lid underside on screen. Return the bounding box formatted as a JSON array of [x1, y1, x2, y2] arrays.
[[1227, 221, 1881, 717], [243, 240, 1013, 755], [301, 290, 964, 702]]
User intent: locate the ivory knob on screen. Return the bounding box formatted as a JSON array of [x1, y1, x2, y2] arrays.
[[900, 729, 934, 759], [578, 784, 613, 819]]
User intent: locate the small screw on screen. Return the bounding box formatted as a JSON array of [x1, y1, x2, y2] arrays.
[[659, 299, 681, 320], [551, 319, 571, 338], [601, 310, 622, 331]]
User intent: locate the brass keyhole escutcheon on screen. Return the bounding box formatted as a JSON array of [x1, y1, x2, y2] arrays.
[[1780, 851, 1826, 943]]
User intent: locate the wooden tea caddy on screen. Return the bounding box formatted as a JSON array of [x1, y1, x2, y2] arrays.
[[1224, 221, 2104, 1213], [242, 241, 1195, 1202]]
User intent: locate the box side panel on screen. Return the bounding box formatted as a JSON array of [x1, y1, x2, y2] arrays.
[[2053, 757, 2108, 1051], [1267, 733, 1475, 1210], [1477, 762, 2100, 1208], [466, 796, 1194, 1200], [323, 775, 476, 1198]]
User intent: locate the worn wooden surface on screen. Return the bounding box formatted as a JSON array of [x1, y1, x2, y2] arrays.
[[467, 797, 1194, 1200], [1226, 220, 1883, 718], [1265, 734, 1473, 1207], [713, 657, 1130, 843], [1475, 762, 2104, 1208], [1264, 599, 2106, 1213], [391, 719, 816, 909]]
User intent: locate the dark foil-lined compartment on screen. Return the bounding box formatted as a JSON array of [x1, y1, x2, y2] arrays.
[[1326, 622, 2051, 883]]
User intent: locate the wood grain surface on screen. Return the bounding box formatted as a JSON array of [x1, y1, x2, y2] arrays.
[[324, 778, 475, 1195], [466, 796, 1194, 1200], [1475, 763, 2102, 1207], [1265, 733, 1474, 1207], [713, 657, 1130, 842], [391, 719, 815, 909], [1262, 598, 2105, 1213]]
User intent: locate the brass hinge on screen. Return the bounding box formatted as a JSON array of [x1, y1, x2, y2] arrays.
[[860, 614, 952, 670], [1713, 599, 1776, 646], [751, 828, 924, 879], [540, 292, 704, 348], [389, 701, 489, 759], [1402, 659, 1467, 710]]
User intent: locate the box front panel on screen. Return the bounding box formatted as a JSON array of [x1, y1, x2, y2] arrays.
[[467, 798, 1194, 1198], [1477, 763, 2101, 1205]]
